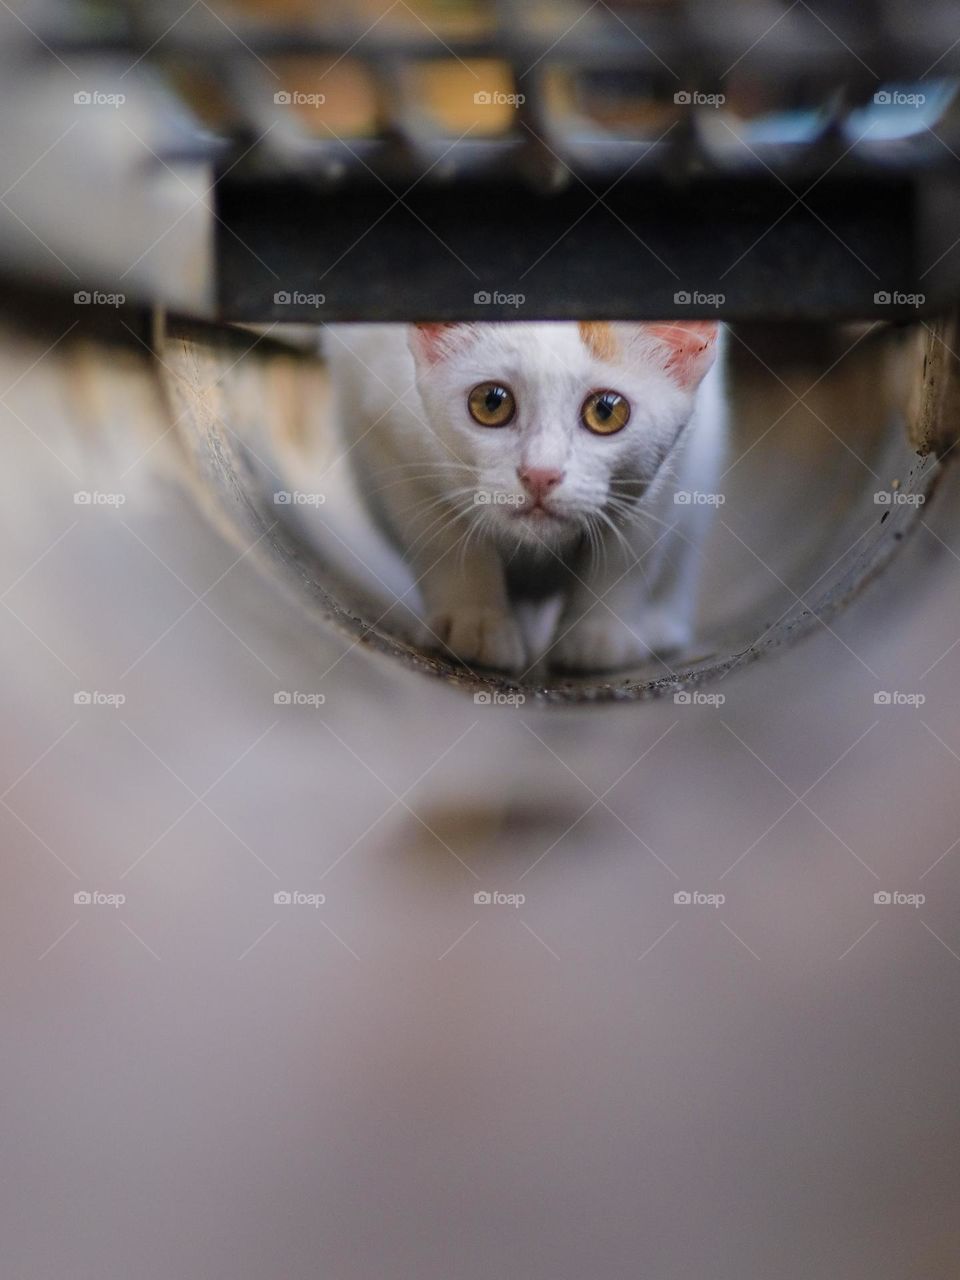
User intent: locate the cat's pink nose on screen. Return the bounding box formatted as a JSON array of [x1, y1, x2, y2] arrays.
[[518, 466, 564, 503]]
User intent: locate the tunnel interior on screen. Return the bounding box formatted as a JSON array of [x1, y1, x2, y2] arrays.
[[155, 312, 948, 704]]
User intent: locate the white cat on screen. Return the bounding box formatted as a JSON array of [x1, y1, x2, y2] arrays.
[[327, 320, 725, 673]]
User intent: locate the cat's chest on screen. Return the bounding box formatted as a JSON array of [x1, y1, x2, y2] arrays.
[[503, 538, 585, 602]]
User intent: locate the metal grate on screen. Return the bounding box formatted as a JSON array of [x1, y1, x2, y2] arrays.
[[13, 0, 960, 319]]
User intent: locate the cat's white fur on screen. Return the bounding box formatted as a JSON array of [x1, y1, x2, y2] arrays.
[[327, 321, 726, 673]]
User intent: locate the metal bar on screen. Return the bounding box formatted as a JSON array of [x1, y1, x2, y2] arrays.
[[217, 174, 960, 321]]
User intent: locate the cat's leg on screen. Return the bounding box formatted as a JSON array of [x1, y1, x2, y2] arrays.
[[396, 483, 526, 672], [417, 544, 526, 672], [550, 406, 725, 672], [549, 528, 678, 672]]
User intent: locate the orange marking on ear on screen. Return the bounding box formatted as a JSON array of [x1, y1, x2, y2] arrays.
[[578, 321, 618, 362]]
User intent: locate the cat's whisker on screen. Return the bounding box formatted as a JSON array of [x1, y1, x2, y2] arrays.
[[368, 465, 473, 476], [364, 464, 474, 486], [600, 514, 624, 569], [366, 477, 476, 504], [461, 503, 503, 568], [406, 501, 470, 557], [365, 469, 474, 491], [595, 508, 634, 562], [581, 513, 605, 576], [395, 486, 478, 519], [588, 514, 602, 572], [367, 464, 474, 482], [607, 499, 677, 535], [409, 498, 478, 561], [459, 508, 490, 568]]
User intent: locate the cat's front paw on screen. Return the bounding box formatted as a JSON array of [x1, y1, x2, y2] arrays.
[[551, 608, 691, 673], [426, 606, 526, 672], [551, 614, 652, 673], [637, 606, 693, 659]]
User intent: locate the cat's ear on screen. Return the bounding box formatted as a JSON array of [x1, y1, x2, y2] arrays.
[[613, 321, 719, 390], [642, 321, 719, 390], [408, 322, 473, 367]]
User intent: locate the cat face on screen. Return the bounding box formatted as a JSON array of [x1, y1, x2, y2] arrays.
[[408, 320, 718, 551]]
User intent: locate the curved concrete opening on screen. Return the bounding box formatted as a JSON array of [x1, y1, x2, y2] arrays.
[[158, 313, 949, 704]]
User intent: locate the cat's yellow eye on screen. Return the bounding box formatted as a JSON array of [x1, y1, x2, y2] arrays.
[[581, 390, 630, 436], [468, 382, 516, 427]]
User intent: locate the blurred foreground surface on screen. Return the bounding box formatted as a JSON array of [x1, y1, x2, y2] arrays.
[[0, 312, 959, 1279]]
